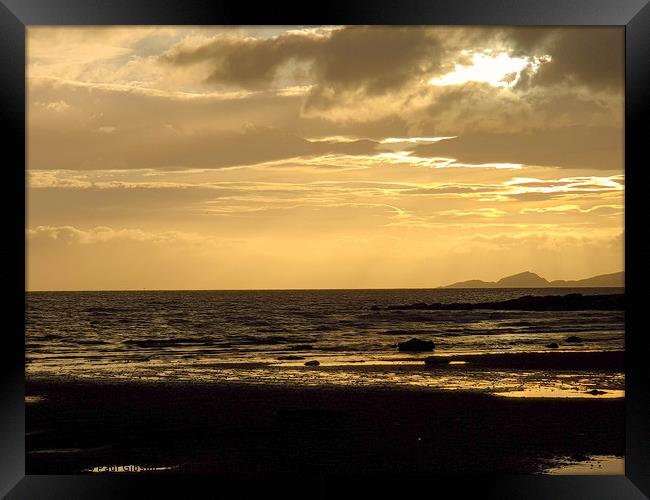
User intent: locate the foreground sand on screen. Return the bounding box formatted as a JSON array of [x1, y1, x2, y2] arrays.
[[26, 379, 624, 475]]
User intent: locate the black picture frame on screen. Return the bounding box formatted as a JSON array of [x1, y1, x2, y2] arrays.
[[2, 0, 648, 497]]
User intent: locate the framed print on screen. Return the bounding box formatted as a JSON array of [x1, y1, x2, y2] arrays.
[[2, 0, 649, 498]]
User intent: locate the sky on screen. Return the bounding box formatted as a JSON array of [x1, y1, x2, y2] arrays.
[[26, 26, 624, 291]]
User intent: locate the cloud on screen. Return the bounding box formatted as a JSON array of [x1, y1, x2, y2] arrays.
[[450, 27, 623, 92], [436, 208, 507, 218], [467, 230, 623, 253], [504, 176, 624, 191], [402, 184, 496, 196], [160, 27, 445, 112], [27, 225, 215, 246], [42, 100, 70, 112], [514, 28, 624, 91], [30, 115, 382, 170], [520, 204, 623, 216], [157, 27, 623, 124], [412, 126, 622, 170], [29, 52, 622, 173], [28, 170, 623, 224], [25, 27, 625, 291]]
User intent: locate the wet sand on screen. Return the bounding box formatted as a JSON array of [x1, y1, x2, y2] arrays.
[[418, 350, 625, 370], [26, 378, 624, 475]]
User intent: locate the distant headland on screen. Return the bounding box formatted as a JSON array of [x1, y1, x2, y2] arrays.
[[443, 271, 624, 289]]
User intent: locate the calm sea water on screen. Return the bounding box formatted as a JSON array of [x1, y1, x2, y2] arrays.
[[26, 288, 624, 393]]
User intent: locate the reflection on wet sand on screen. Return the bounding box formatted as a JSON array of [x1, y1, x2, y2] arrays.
[[84, 464, 174, 473], [543, 455, 624, 474], [25, 395, 45, 404], [27, 351, 624, 399], [495, 387, 624, 399]]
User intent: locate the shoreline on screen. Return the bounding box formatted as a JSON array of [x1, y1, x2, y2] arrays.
[[26, 350, 625, 397], [27, 349, 626, 370]]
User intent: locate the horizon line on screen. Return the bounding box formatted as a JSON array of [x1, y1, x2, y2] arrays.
[[24, 269, 625, 293], [26, 285, 626, 293]]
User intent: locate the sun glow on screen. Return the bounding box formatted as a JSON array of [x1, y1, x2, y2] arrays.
[[430, 51, 547, 88], [26, 27, 622, 291]]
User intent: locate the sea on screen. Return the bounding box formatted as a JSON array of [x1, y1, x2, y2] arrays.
[[25, 288, 625, 396]]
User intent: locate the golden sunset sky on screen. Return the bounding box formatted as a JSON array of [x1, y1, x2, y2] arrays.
[[27, 26, 624, 290]]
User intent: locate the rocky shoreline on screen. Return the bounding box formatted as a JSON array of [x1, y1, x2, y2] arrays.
[[378, 293, 624, 311]]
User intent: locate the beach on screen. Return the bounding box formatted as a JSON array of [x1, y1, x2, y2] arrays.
[[26, 288, 625, 474], [24, 23, 627, 481], [26, 377, 624, 475]]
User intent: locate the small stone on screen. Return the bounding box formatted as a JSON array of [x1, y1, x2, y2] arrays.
[[424, 356, 449, 366], [398, 338, 435, 352], [565, 335, 583, 343]]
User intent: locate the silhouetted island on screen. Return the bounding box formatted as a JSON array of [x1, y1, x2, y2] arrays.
[[443, 271, 624, 288], [381, 293, 624, 311]]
